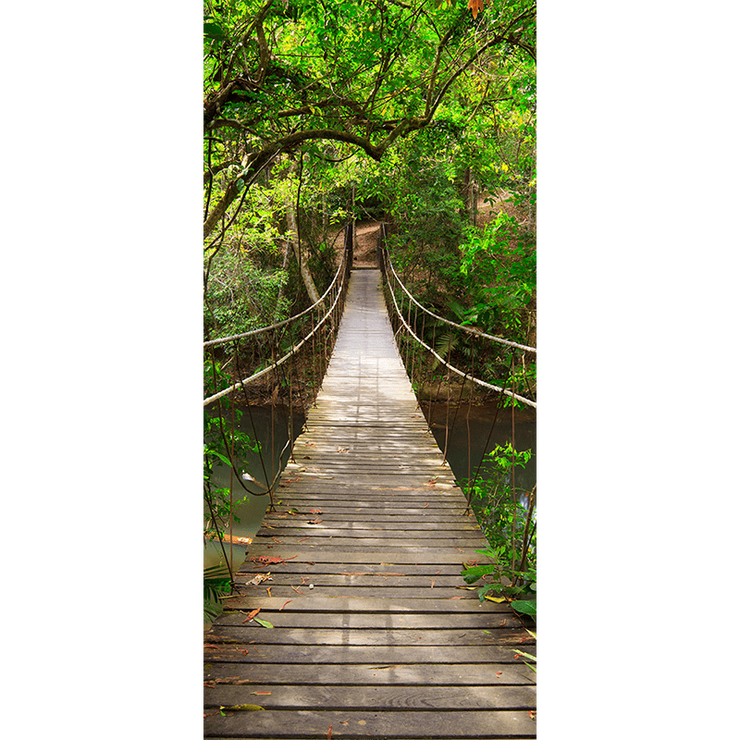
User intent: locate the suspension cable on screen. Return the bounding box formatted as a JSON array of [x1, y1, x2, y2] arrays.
[[384, 248, 536, 354], [204, 244, 350, 406], [380, 243, 537, 409], [204, 224, 351, 348]]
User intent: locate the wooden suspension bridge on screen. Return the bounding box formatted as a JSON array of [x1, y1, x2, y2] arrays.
[[204, 268, 536, 738]]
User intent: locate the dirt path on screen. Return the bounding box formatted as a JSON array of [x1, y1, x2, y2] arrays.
[[352, 221, 382, 268]]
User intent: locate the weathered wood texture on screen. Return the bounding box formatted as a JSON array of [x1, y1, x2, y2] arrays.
[[205, 270, 536, 738]]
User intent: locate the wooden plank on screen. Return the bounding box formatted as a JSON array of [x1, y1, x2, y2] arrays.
[[204, 709, 538, 737], [266, 494, 466, 516], [204, 643, 534, 664], [214, 611, 526, 630], [203, 662, 536, 686], [237, 560, 474, 585], [204, 684, 536, 710], [222, 596, 507, 613], [204, 709, 537, 738], [242, 546, 490, 563], [235, 573, 479, 587], [207, 627, 533, 646], [250, 537, 488, 550], [232, 586, 484, 600], [204, 711, 537, 739], [236, 568, 483, 584], [258, 521, 481, 533]]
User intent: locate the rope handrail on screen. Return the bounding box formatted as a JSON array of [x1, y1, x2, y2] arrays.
[[383, 262, 537, 409], [204, 247, 349, 407], [384, 247, 536, 354], [204, 226, 351, 348]]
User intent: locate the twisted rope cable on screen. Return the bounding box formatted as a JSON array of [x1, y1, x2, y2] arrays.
[[204, 225, 351, 348], [382, 249, 537, 409], [204, 244, 350, 406], [384, 250, 536, 354]]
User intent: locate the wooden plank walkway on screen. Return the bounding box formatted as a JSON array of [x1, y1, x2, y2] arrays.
[[204, 269, 536, 739]]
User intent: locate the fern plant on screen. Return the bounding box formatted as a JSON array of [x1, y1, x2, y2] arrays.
[[204, 563, 232, 623]]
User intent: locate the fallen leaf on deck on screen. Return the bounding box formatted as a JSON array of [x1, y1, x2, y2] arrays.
[[221, 704, 264, 712], [244, 573, 272, 587], [252, 691, 271, 696], [484, 595, 506, 603], [310, 509, 323, 514], [280, 600, 292, 610], [253, 617, 274, 628], [204, 677, 256, 686], [251, 555, 297, 567], [308, 518, 323, 524]]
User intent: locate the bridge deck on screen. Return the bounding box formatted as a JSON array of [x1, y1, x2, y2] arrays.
[[204, 270, 536, 738]]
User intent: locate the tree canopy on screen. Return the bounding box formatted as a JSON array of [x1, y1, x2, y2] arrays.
[[204, 0, 536, 349], [204, 0, 535, 228]]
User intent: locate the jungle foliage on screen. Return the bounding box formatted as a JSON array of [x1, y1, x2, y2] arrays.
[[203, 0, 537, 615], [204, 0, 536, 337], [461, 443, 536, 607]]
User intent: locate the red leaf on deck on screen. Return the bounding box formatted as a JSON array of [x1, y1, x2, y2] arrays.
[[496, 671, 503, 677], [242, 608, 261, 623], [251, 555, 297, 567], [328, 725, 332, 740], [280, 600, 292, 610], [310, 509, 323, 514]]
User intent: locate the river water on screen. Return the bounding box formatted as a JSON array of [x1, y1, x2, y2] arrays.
[[204, 401, 535, 571]]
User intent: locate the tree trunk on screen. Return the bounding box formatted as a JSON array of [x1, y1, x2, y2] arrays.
[[287, 160, 320, 304]]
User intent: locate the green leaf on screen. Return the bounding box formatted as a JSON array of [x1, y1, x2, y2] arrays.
[[461, 563, 498, 584], [511, 599, 536, 616], [204, 22, 225, 39], [253, 617, 274, 629]]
